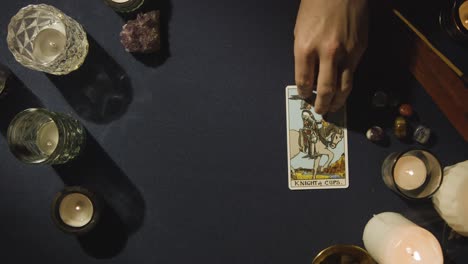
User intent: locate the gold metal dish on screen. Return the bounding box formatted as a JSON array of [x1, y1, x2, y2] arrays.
[[312, 245, 376, 264]]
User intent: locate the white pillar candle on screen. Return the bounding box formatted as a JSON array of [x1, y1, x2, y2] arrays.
[[394, 156, 427, 190], [363, 212, 443, 264], [32, 28, 66, 63], [112, 0, 131, 3], [59, 193, 94, 228], [433, 160, 468, 236], [36, 121, 59, 155]]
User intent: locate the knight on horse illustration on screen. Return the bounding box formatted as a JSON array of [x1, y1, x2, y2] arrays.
[[299, 109, 320, 159]]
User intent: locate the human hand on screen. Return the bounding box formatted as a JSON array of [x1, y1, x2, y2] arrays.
[[294, 0, 368, 114]]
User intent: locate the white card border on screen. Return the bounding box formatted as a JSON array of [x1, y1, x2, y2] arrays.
[[286, 85, 349, 190]]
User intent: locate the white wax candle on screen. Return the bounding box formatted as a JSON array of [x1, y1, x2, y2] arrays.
[[363, 212, 443, 264], [112, 0, 131, 3], [433, 160, 468, 236], [59, 193, 94, 228], [394, 156, 427, 190], [32, 28, 66, 63], [36, 121, 59, 155]]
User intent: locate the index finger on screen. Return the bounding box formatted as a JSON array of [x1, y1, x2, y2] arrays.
[[294, 45, 317, 99], [315, 59, 338, 115]]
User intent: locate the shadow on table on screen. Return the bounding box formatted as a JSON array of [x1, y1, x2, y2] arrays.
[[348, 3, 419, 140], [119, 0, 172, 67], [53, 133, 145, 259], [47, 36, 132, 124], [0, 74, 43, 137]]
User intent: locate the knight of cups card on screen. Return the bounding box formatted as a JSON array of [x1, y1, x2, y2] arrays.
[[286, 85, 349, 190]]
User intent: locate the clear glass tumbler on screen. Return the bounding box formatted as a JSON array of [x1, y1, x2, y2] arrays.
[[7, 4, 88, 75], [381, 149, 443, 199], [7, 108, 86, 164]]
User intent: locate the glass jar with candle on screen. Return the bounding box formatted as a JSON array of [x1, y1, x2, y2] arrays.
[[103, 0, 145, 13], [440, 0, 468, 44], [7, 4, 88, 75], [52, 186, 100, 234], [381, 149, 443, 199], [7, 108, 86, 164]]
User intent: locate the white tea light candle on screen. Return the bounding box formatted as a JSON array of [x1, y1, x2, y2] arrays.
[[52, 187, 100, 234], [59, 192, 94, 228], [104, 0, 144, 12], [394, 155, 427, 190], [363, 212, 443, 264], [459, 1, 468, 30], [36, 121, 59, 155], [32, 28, 66, 63], [381, 150, 442, 199]]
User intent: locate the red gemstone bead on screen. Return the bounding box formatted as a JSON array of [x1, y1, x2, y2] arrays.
[[399, 104, 413, 117]]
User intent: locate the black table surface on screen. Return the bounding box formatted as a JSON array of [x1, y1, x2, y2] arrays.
[[0, 1, 467, 263]]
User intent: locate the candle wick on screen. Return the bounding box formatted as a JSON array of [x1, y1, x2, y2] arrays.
[[49, 41, 57, 49], [75, 205, 81, 211]]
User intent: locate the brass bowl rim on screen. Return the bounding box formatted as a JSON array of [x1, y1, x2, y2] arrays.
[[312, 244, 375, 264]]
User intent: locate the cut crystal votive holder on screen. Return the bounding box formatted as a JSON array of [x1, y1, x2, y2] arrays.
[[7, 4, 88, 75], [7, 108, 86, 165]]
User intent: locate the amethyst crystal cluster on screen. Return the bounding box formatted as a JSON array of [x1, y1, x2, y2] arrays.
[[120, 10, 160, 53]]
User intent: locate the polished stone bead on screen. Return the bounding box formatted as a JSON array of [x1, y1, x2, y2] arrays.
[[366, 126, 384, 142], [394, 116, 407, 139], [399, 104, 413, 117], [371, 91, 388, 108], [413, 125, 431, 144]]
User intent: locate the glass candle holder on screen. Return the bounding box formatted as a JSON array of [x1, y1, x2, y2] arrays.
[[7, 4, 89, 75], [0, 64, 11, 96], [7, 108, 86, 164], [381, 149, 443, 199], [51, 186, 100, 235], [104, 0, 145, 13], [440, 0, 468, 44], [363, 212, 443, 264], [313, 245, 376, 264]]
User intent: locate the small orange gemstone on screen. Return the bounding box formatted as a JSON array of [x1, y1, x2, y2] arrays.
[[399, 104, 413, 117]]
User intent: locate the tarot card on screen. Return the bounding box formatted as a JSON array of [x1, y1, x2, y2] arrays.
[[286, 85, 349, 190]]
